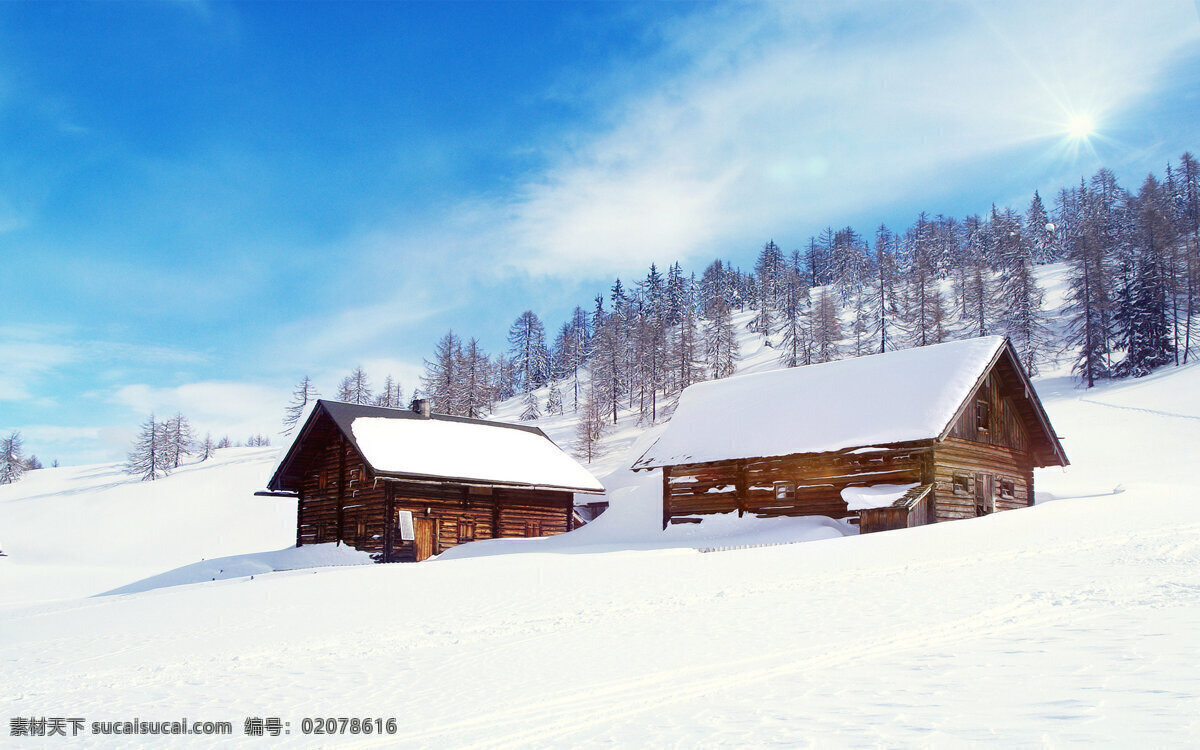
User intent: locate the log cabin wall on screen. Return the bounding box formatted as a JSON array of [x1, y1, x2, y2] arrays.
[[385, 485, 572, 562], [291, 412, 575, 562], [663, 444, 931, 525], [296, 431, 389, 553], [947, 369, 1030, 452], [930, 438, 1034, 522], [933, 366, 1036, 522]]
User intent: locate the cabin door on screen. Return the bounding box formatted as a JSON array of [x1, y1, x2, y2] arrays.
[[414, 517, 436, 561], [974, 473, 995, 516]]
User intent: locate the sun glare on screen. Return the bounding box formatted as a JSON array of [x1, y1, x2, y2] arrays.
[[1066, 113, 1095, 139]]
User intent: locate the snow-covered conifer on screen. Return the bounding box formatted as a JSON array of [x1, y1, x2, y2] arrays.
[[338, 367, 373, 405], [199, 432, 216, 462], [283, 376, 319, 435], [703, 298, 738, 379], [422, 330, 462, 415], [0, 431, 26, 484], [163, 412, 195, 469], [546, 379, 564, 416], [507, 311, 549, 394], [812, 288, 841, 363], [574, 384, 606, 463], [126, 415, 168, 481]]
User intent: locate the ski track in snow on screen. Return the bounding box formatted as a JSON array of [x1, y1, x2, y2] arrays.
[[1078, 396, 1200, 422]]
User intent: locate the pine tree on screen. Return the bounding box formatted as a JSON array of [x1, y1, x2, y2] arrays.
[[589, 305, 624, 423], [574, 383, 607, 463], [163, 412, 195, 469], [337, 367, 373, 405], [545, 379, 564, 416], [520, 389, 541, 421], [671, 280, 704, 391], [1114, 174, 1176, 376], [199, 432, 216, 461], [1062, 180, 1115, 387], [865, 225, 902, 353], [812, 287, 841, 363], [1176, 152, 1200, 362], [959, 214, 997, 338], [0, 431, 26, 485], [422, 330, 463, 415], [703, 297, 739, 379], [902, 215, 950, 348], [458, 338, 491, 418], [1026, 191, 1057, 264], [752, 240, 784, 337], [508, 311, 549, 394], [995, 207, 1049, 374], [282, 376, 319, 435], [776, 266, 812, 367], [374, 375, 404, 409], [126, 414, 168, 481]]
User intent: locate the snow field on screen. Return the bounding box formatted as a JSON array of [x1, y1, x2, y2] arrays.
[[2, 263, 1200, 746]]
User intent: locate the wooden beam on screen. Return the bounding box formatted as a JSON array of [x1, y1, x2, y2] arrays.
[[661, 467, 671, 530], [383, 483, 395, 563], [336, 435, 346, 546], [735, 460, 747, 518]]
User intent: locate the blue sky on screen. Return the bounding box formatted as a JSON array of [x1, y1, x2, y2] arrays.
[[3, 0, 1199, 465]]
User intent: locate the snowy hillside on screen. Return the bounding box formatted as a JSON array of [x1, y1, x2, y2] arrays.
[[0, 448, 297, 606], [3, 263, 1199, 746]]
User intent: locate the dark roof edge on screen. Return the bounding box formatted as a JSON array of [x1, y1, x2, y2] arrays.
[[266, 400, 329, 491], [632, 438, 937, 471], [374, 473, 605, 495], [268, 399, 578, 492]]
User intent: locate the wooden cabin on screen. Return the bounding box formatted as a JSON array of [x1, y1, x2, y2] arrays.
[[266, 399, 605, 562], [632, 336, 1067, 533]]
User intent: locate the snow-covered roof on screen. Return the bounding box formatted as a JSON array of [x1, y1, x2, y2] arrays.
[[841, 483, 920, 511], [350, 415, 604, 493], [270, 400, 604, 494], [634, 336, 1010, 469]]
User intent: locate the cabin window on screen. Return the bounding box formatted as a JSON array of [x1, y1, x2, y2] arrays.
[[976, 400, 991, 431], [774, 482, 796, 501], [525, 521, 543, 537], [953, 474, 970, 495], [396, 510, 415, 541], [318, 471, 328, 490], [458, 520, 476, 542], [999, 480, 1015, 500], [356, 520, 366, 540]]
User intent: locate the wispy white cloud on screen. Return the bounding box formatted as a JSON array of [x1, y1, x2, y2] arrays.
[[0, 325, 209, 404], [111, 380, 289, 441], [438, 0, 1200, 277]]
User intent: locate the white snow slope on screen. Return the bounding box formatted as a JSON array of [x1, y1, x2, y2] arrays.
[[3, 266, 1200, 747]]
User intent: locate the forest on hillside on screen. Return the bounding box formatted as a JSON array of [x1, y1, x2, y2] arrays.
[[304, 154, 1198, 435]]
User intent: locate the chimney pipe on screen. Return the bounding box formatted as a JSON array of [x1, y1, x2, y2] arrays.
[[413, 398, 431, 418]]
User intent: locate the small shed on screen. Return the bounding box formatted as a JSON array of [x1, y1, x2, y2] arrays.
[[266, 399, 604, 561], [632, 336, 1067, 533]]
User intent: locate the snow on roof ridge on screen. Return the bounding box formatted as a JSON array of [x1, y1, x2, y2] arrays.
[[350, 415, 604, 493], [680, 335, 1006, 397], [635, 336, 1007, 469]]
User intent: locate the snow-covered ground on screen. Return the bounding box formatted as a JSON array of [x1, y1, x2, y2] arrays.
[[2, 264, 1199, 746]]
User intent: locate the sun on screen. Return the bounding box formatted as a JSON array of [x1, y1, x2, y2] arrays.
[[1066, 113, 1095, 139]]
